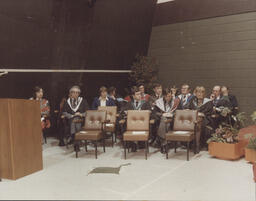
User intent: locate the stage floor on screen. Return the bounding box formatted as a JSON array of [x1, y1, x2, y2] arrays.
[[0, 137, 254, 200]]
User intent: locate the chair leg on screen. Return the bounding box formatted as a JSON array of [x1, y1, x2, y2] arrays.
[[124, 141, 127, 160], [111, 133, 114, 147], [114, 132, 117, 143], [95, 141, 98, 159], [147, 141, 149, 153], [187, 141, 189, 161], [145, 141, 147, 160], [194, 139, 197, 154], [174, 141, 177, 153], [166, 141, 168, 159], [85, 140, 88, 152], [75, 143, 78, 158], [103, 138, 106, 152]]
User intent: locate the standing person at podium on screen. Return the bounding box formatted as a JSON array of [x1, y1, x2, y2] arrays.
[[30, 86, 51, 144], [30, 86, 51, 130], [62, 85, 89, 144]]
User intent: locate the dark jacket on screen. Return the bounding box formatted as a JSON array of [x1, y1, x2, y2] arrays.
[[120, 100, 152, 119], [91, 97, 116, 110], [62, 97, 89, 118]]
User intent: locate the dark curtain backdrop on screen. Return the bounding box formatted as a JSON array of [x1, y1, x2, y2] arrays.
[[0, 0, 157, 109]]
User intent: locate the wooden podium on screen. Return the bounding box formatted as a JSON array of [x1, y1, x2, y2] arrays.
[[0, 99, 43, 180]]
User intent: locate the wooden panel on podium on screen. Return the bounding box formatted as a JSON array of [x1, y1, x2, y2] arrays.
[[0, 99, 43, 180]]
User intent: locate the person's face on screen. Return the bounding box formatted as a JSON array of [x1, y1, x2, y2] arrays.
[[221, 87, 229, 96], [212, 86, 221, 98], [154, 86, 162, 96], [196, 90, 204, 100], [101, 91, 107, 99], [164, 93, 172, 102], [139, 85, 145, 94], [71, 90, 80, 99], [112, 90, 116, 96], [133, 91, 141, 101], [36, 89, 43, 99], [171, 88, 177, 95], [181, 85, 189, 95]]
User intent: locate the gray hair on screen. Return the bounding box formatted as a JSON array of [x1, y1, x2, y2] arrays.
[[69, 85, 81, 93]]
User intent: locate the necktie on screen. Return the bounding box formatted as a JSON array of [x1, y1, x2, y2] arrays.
[[72, 99, 77, 108], [182, 95, 186, 105], [135, 101, 138, 107]]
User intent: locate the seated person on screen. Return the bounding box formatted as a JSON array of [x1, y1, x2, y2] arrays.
[[138, 84, 150, 101], [210, 85, 232, 129], [57, 95, 69, 146], [148, 83, 163, 109], [170, 85, 179, 99], [120, 86, 151, 118], [221, 86, 238, 115], [119, 86, 152, 151], [177, 84, 194, 109], [153, 88, 180, 153], [30, 86, 51, 143], [91, 86, 116, 109], [184, 86, 213, 151], [108, 86, 126, 112], [62, 86, 89, 144]]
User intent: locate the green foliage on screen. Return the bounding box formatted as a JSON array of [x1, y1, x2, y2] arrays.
[[207, 122, 240, 144], [247, 137, 256, 150], [207, 112, 247, 144], [129, 55, 159, 94], [251, 111, 256, 123], [234, 112, 247, 128]]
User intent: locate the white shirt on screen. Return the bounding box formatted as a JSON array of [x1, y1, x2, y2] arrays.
[[99, 97, 108, 106]]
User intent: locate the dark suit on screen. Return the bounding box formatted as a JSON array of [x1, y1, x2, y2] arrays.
[[228, 94, 238, 114], [91, 97, 116, 110]]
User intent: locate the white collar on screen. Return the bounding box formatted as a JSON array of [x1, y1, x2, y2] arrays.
[[67, 97, 83, 112]]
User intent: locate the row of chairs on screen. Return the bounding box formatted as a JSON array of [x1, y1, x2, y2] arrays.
[[74, 106, 200, 161]]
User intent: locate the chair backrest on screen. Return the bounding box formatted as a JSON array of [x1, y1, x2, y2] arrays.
[[173, 110, 198, 131], [127, 110, 150, 131], [98, 106, 117, 123], [84, 110, 107, 130]]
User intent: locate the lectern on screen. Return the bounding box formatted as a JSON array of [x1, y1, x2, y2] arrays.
[[0, 99, 43, 180]]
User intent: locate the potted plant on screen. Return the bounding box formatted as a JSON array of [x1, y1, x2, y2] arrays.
[[207, 112, 246, 160], [238, 111, 256, 149], [129, 55, 159, 94], [245, 137, 256, 163]]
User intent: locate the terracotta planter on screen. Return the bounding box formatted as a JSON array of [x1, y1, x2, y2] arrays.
[[245, 148, 256, 163], [238, 125, 256, 153], [208, 142, 244, 160], [253, 163, 256, 182]]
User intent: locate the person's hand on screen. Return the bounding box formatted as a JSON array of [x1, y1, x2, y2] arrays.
[[163, 113, 172, 118], [75, 112, 82, 117], [210, 94, 215, 100]]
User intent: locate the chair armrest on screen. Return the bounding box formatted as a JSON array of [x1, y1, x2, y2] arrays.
[[164, 119, 172, 124], [103, 119, 111, 123], [150, 119, 155, 124]]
